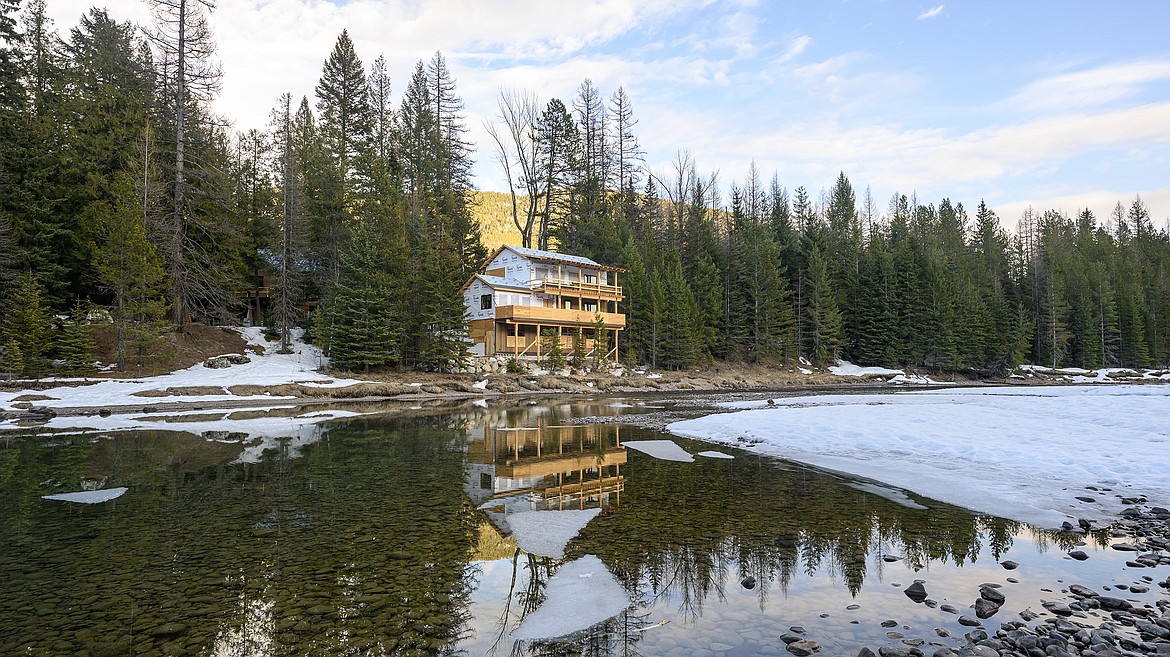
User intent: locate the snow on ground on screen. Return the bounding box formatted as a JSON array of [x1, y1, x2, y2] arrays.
[[669, 385, 1170, 529], [41, 487, 128, 504], [0, 328, 369, 418], [622, 440, 695, 462], [507, 509, 602, 559], [509, 555, 629, 641], [829, 360, 904, 377]]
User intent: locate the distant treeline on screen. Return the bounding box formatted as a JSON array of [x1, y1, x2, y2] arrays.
[[0, 1, 1166, 377]]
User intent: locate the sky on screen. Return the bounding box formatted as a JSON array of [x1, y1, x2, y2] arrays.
[[42, 0, 1170, 229]]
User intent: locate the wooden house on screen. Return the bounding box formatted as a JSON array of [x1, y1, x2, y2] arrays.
[[461, 245, 626, 361]]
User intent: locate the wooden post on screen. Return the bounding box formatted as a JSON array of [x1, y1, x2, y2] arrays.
[[536, 323, 542, 359]]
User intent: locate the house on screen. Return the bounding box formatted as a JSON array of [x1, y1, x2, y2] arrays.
[[461, 245, 626, 361]]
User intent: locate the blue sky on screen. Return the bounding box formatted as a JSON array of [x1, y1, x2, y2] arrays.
[[45, 0, 1170, 226]]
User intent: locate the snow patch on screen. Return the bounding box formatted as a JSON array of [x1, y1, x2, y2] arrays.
[[829, 360, 903, 377]]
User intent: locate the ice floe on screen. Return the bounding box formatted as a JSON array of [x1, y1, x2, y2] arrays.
[[622, 440, 694, 462], [510, 555, 629, 641], [42, 487, 128, 503]]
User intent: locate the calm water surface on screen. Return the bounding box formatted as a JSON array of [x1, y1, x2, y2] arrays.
[[0, 396, 1152, 657]]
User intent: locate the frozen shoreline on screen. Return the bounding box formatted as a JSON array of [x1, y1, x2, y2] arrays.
[[668, 384, 1170, 529]]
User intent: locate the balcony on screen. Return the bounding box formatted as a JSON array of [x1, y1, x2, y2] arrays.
[[495, 305, 626, 328], [530, 278, 623, 300]]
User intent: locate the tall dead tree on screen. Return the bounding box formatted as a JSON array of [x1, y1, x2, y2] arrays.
[[147, 0, 225, 327]]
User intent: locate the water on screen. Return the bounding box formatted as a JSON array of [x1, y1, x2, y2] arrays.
[[0, 396, 1156, 657]]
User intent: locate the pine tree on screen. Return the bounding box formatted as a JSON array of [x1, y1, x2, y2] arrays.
[[1, 273, 52, 377], [56, 300, 97, 375], [658, 255, 699, 369], [325, 221, 398, 370], [92, 170, 172, 371], [570, 327, 586, 370], [591, 312, 610, 368], [805, 246, 843, 365], [541, 328, 565, 372]]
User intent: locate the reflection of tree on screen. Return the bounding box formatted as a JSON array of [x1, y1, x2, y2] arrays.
[[571, 435, 1079, 620], [0, 416, 480, 656]]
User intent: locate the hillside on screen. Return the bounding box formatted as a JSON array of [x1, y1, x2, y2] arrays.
[[472, 190, 523, 252]]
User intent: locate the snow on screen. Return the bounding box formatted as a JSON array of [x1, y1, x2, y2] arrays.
[[0, 328, 369, 417], [472, 379, 488, 390], [509, 555, 629, 641], [622, 440, 695, 462], [507, 508, 602, 559], [829, 360, 903, 377], [42, 487, 128, 503], [696, 450, 734, 459], [668, 385, 1170, 529]]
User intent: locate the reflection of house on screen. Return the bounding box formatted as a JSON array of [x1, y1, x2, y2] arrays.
[[461, 245, 626, 360], [466, 423, 625, 511]]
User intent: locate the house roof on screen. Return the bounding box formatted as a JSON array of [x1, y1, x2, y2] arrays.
[[494, 245, 627, 272]]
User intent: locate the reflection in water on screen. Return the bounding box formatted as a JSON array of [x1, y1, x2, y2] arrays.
[[1, 398, 1114, 657]]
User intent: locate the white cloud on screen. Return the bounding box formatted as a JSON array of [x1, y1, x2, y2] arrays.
[[917, 5, 944, 20], [997, 59, 1170, 113], [774, 34, 812, 65]]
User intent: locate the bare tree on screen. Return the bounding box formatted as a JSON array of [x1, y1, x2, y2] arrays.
[[147, 0, 226, 327], [484, 88, 541, 248]]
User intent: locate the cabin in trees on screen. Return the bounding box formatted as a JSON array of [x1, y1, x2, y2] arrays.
[[461, 245, 626, 361]]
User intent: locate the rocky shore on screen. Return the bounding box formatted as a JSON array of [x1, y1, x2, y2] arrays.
[[785, 503, 1170, 657]]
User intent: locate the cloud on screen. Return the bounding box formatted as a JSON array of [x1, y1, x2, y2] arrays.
[[774, 35, 812, 65], [917, 5, 944, 20], [997, 59, 1170, 113]]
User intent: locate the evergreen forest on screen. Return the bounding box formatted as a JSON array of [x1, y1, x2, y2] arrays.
[[1, 0, 1168, 377]]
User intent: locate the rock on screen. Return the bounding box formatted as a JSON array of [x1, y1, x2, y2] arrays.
[[1068, 550, 1089, 561], [787, 639, 821, 656], [1075, 496, 1096, 503], [877, 646, 912, 657], [931, 650, 956, 657], [780, 633, 803, 644], [1001, 560, 1019, 570], [883, 555, 902, 562], [1069, 584, 1099, 598], [969, 646, 998, 657], [857, 649, 877, 657], [975, 598, 1001, 619], [203, 354, 250, 368], [741, 576, 757, 589], [1043, 601, 1073, 616], [980, 586, 1006, 604], [904, 580, 928, 603], [881, 620, 899, 628], [1111, 543, 1140, 551], [940, 604, 960, 614], [958, 616, 982, 627], [1097, 596, 1132, 611]]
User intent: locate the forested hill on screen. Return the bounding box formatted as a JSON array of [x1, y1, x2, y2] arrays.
[[0, 1, 1168, 378]]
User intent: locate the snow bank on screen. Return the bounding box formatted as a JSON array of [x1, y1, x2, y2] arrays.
[[507, 508, 602, 559], [0, 327, 368, 416], [622, 440, 695, 462], [42, 487, 128, 504], [829, 360, 903, 377], [510, 555, 628, 641], [696, 450, 734, 459], [669, 385, 1170, 529]]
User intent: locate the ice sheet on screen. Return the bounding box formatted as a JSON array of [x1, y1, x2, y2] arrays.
[[670, 385, 1170, 528]]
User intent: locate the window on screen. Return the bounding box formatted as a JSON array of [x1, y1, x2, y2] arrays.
[[481, 294, 492, 310], [583, 301, 598, 313], [584, 273, 597, 284]]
